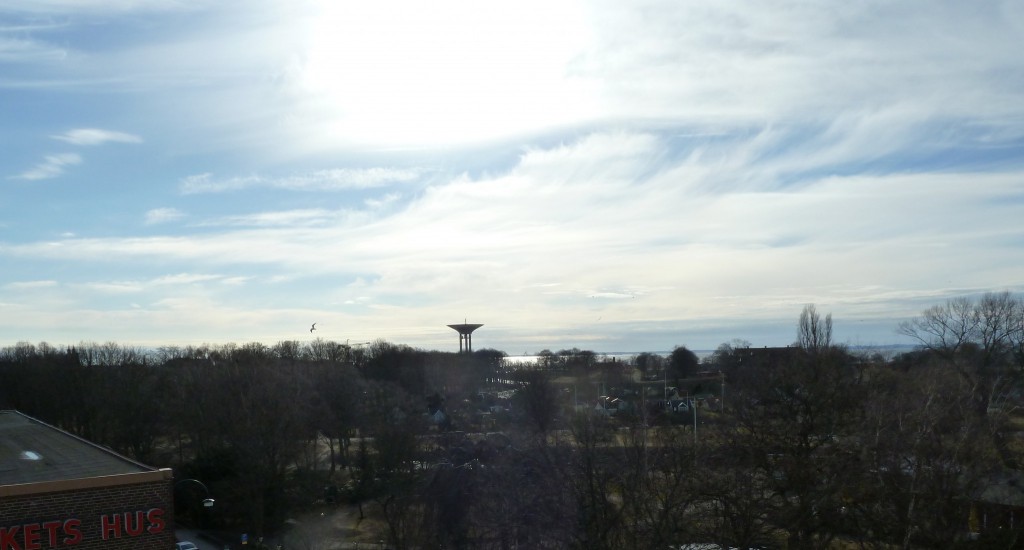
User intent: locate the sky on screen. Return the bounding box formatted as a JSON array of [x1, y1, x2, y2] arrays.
[[2, 0, 1023, 354]]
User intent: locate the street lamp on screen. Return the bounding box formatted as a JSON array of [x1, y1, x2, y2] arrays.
[[175, 478, 215, 508]]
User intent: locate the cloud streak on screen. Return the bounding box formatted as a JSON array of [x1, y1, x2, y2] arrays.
[[12, 153, 81, 180], [179, 168, 424, 194], [51, 128, 142, 146], [144, 208, 185, 225], [9, 128, 141, 181]]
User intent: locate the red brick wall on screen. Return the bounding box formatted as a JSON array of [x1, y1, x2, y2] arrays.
[[0, 479, 174, 549]]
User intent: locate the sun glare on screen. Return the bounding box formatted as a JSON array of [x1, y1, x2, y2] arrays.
[[296, 0, 597, 147]]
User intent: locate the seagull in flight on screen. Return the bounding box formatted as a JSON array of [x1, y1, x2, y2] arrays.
[[310, 323, 317, 333]]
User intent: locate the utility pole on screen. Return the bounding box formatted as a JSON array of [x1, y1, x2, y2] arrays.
[[693, 397, 698, 446], [720, 370, 725, 412], [663, 364, 668, 412]]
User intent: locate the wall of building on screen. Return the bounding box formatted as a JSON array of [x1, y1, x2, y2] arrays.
[[0, 478, 174, 549]]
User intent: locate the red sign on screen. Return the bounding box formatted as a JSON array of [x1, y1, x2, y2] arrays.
[[0, 508, 164, 549]]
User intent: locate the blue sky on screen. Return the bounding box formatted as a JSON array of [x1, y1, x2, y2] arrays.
[[2, 0, 1023, 353]]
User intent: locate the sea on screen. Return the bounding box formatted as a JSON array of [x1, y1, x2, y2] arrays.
[[502, 344, 914, 366], [503, 351, 712, 366]]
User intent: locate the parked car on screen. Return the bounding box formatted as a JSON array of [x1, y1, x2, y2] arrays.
[[176, 542, 198, 550]]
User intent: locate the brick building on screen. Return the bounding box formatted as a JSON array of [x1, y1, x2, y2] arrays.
[[0, 410, 174, 549]]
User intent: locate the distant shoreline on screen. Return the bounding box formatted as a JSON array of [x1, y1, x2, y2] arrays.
[[505, 344, 917, 363]]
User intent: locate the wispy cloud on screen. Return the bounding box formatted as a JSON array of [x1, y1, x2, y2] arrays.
[[4, 280, 58, 290], [151, 273, 222, 285], [78, 272, 231, 294], [573, 1, 1024, 128], [5, 131, 1022, 337], [0, 35, 67, 63], [179, 174, 260, 194], [200, 209, 338, 228], [9, 129, 141, 181], [1, 1, 199, 14], [12, 153, 81, 180], [144, 208, 185, 225], [81, 281, 144, 294], [51, 128, 142, 146], [179, 168, 423, 194]]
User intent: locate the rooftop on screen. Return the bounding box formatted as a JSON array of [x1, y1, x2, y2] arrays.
[[0, 410, 156, 487]]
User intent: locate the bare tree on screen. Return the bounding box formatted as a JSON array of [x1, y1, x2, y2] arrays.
[[856, 359, 996, 548], [1012, 298, 1024, 373], [669, 345, 700, 378], [798, 304, 832, 352], [898, 292, 1024, 467], [564, 412, 624, 550], [371, 416, 432, 550], [976, 291, 1021, 370], [731, 317, 860, 549], [312, 361, 363, 473], [634, 352, 664, 380], [898, 297, 979, 365], [273, 339, 302, 361], [304, 337, 344, 363], [513, 369, 560, 438]]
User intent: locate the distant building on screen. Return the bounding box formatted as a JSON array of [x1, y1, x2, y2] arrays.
[[0, 410, 175, 549]]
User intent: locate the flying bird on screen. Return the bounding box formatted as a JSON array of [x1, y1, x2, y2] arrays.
[[310, 323, 317, 333]]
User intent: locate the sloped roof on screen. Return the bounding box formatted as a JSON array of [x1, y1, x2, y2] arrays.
[[976, 469, 1024, 508], [0, 410, 155, 487]]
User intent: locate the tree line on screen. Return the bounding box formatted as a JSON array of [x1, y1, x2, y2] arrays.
[[1, 292, 1023, 549]]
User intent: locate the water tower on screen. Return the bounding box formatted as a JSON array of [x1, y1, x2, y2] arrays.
[[447, 322, 483, 353]]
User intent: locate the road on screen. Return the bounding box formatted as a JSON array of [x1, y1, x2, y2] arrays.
[[176, 528, 235, 550]]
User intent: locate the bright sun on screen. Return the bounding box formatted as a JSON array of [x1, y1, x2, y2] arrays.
[[295, 0, 597, 148]]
